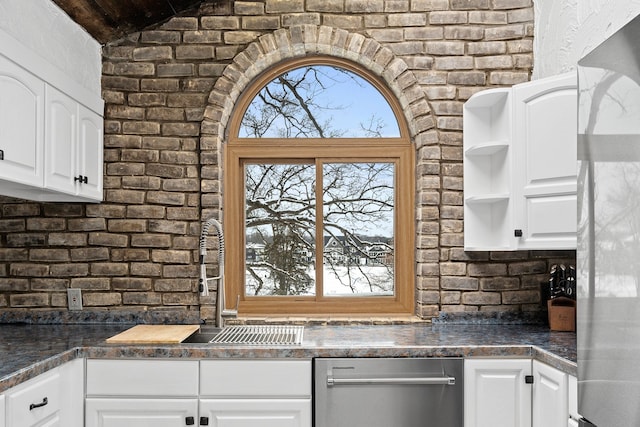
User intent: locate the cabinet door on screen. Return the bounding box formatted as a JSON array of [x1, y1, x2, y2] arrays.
[[464, 359, 532, 427], [45, 85, 76, 196], [86, 398, 198, 427], [513, 72, 577, 249], [39, 85, 103, 202], [5, 367, 62, 427], [1, 394, 5, 427], [0, 54, 44, 187], [532, 361, 568, 427], [200, 399, 311, 427], [76, 104, 103, 200]]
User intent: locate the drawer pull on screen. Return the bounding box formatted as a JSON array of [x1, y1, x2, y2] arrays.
[[29, 397, 48, 410]]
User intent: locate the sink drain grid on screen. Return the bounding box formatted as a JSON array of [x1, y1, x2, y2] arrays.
[[210, 325, 304, 345]]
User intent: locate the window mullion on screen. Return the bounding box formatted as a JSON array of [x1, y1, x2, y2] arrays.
[[315, 158, 324, 302]]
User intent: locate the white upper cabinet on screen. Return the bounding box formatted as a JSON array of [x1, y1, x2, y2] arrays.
[[0, 55, 44, 189], [45, 85, 77, 195], [513, 73, 577, 249], [77, 104, 104, 200], [45, 86, 103, 201], [464, 72, 577, 251], [0, 30, 103, 202], [463, 88, 513, 250]]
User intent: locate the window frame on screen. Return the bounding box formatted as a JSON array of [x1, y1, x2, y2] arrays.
[[224, 56, 415, 316]]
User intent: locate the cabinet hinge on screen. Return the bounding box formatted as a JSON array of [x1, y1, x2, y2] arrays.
[[525, 375, 534, 384]]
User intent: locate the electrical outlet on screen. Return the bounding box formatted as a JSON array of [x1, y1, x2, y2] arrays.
[[67, 288, 83, 311]]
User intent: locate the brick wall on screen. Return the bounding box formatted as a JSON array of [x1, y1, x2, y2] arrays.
[[0, 0, 576, 322]]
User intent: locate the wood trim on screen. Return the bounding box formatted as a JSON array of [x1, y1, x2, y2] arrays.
[[223, 57, 415, 317], [227, 55, 410, 142]]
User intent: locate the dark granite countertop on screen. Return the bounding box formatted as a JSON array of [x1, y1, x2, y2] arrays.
[[0, 323, 576, 393]]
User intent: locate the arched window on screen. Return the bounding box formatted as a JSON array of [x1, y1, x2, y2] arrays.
[[225, 57, 414, 316]]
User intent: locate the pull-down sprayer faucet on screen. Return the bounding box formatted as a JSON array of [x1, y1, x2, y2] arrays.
[[199, 217, 237, 328]]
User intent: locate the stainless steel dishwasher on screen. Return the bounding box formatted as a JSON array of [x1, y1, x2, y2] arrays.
[[314, 358, 463, 427]]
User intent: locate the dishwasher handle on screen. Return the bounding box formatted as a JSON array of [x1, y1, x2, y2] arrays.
[[327, 375, 456, 387]]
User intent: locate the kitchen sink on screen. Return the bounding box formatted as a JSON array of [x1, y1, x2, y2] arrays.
[[183, 325, 304, 345], [182, 327, 222, 343]]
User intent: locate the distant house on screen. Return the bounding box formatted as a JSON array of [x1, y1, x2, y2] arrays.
[[366, 241, 394, 266], [323, 235, 393, 266], [245, 242, 265, 263]]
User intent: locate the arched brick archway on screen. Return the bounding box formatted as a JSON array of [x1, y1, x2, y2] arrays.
[[201, 24, 435, 144], [199, 24, 439, 319]]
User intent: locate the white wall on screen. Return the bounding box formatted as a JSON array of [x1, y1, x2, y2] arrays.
[[0, 0, 101, 95], [534, 0, 640, 79]]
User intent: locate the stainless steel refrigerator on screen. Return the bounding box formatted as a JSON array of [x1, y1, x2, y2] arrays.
[[577, 13, 640, 427]]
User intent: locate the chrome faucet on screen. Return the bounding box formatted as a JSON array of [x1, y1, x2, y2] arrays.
[[199, 217, 237, 328]]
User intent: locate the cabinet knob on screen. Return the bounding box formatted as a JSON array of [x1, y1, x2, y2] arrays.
[[186, 416, 195, 425], [74, 175, 88, 184], [0, 149, 4, 160], [200, 416, 209, 426], [514, 229, 523, 237]]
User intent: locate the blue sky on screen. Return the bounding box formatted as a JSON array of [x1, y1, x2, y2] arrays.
[[240, 65, 400, 138]]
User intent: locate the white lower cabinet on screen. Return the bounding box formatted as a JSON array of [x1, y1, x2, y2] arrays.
[[85, 359, 312, 427], [532, 360, 568, 427], [3, 359, 83, 427], [199, 360, 311, 427], [464, 359, 532, 427], [0, 394, 5, 427], [567, 374, 579, 427], [58, 359, 84, 427], [465, 359, 575, 427]]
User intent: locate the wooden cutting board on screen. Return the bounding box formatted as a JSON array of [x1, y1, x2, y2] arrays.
[[106, 324, 200, 344]]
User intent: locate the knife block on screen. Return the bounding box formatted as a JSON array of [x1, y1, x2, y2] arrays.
[[547, 297, 576, 331]]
